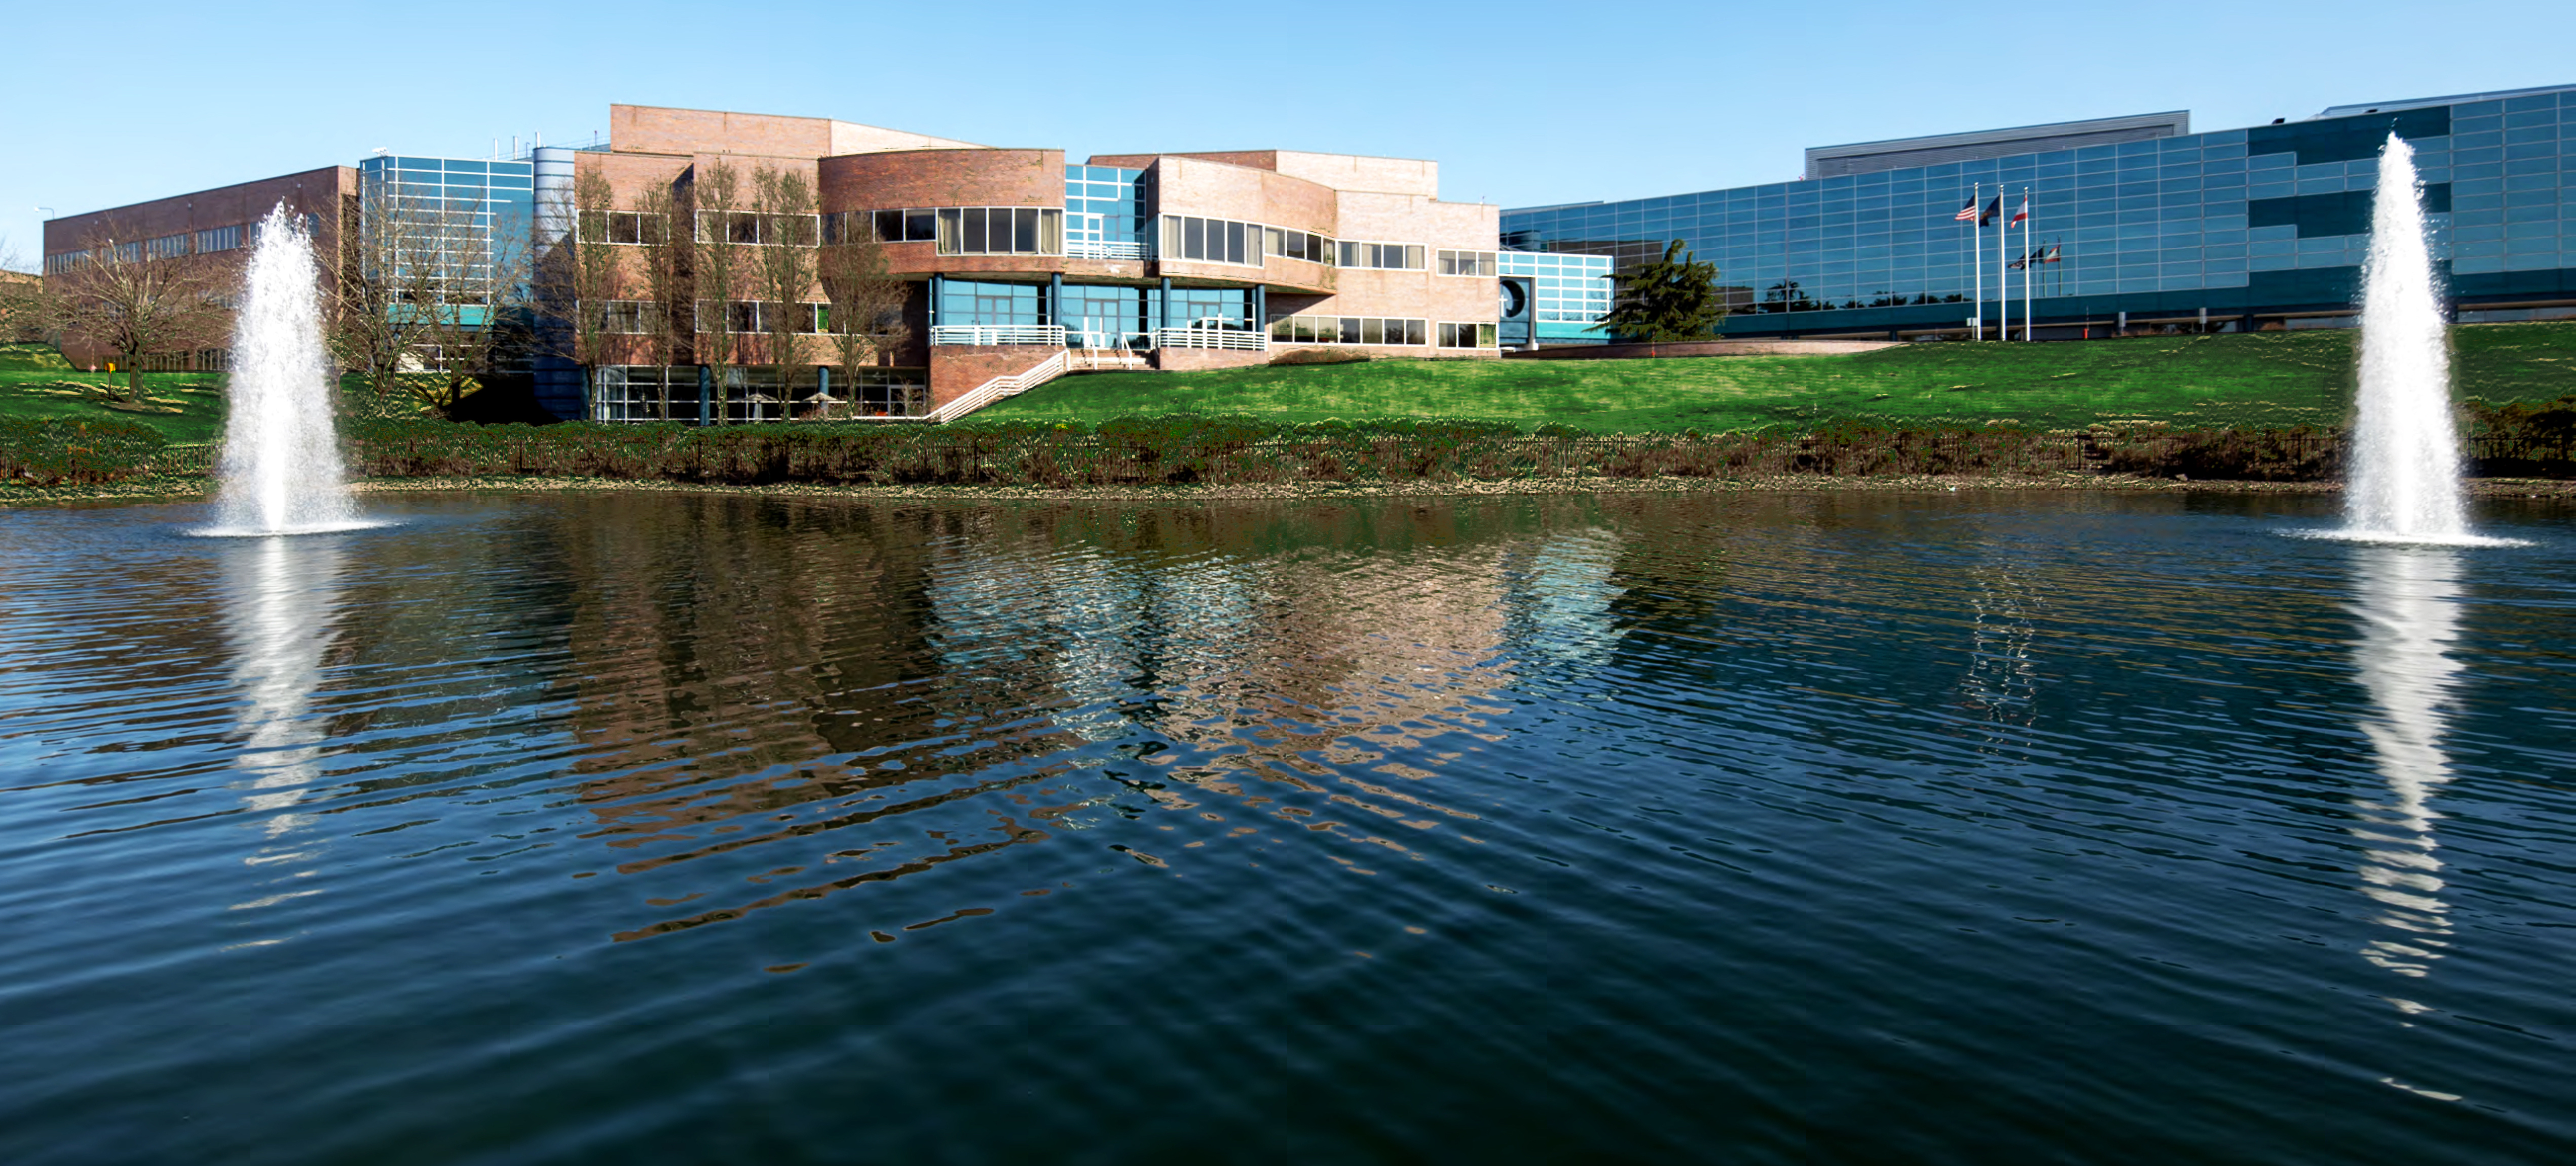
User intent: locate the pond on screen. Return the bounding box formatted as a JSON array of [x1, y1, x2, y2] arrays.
[[1, 490, 2570, 1164]]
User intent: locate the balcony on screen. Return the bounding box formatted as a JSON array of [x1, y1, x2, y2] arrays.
[[929, 324, 1067, 346]]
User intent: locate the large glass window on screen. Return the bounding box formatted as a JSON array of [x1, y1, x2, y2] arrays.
[[1160, 215, 1270, 266], [930, 208, 1062, 255], [1437, 249, 1497, 276], [1268, 314, 1428, 345], [1337, 241, 1427, 270], [936, 279, 1043, 326]]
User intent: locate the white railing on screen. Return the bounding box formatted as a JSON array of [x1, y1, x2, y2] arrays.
[[1067, 349, 1149, 371], [927, 349, 1070, 423], [1068, 329, 1156, 351], [929, 323, 1067, 347], [1155, 327, 1268, 352], [1065, 239, 1150, 260]]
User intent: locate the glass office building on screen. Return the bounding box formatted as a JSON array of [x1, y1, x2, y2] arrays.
[[1501, 85, 2576, 339]]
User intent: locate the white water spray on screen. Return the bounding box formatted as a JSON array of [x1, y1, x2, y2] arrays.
[[2343, 133, 2472, 543], [209, 204, 366, 536]]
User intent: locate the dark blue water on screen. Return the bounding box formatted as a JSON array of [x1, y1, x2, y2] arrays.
[[2, 490, 2570, 1164]]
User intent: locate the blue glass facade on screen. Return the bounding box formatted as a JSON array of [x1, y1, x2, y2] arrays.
[[1064, 165, 1149, 257], [357, 154, 536, 318], [1501, 87, 2576, 337], [1497, 251, 1614, 345]]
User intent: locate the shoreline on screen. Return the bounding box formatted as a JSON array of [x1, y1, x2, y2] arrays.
[[10, 473, 2576, 507]]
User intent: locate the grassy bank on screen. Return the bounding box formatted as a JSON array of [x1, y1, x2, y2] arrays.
[[973, 322, 2576, 433], [0, 369, 229, 442]]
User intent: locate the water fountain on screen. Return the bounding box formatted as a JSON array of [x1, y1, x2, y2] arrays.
[[2338, 133, 2491, 545], [206, 204, 369, 536]]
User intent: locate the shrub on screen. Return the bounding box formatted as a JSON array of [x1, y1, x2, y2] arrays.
[[0, 416, 170, 485], [1269, 348, 1370, 366]]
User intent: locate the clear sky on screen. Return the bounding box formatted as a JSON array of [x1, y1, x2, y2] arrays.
[[7, 0, 2574, 269]]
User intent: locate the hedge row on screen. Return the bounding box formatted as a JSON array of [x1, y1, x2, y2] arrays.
[[9, 412, 2571, 492]]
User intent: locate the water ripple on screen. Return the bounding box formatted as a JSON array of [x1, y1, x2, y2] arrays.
[[0, 491, 2570, 1164]]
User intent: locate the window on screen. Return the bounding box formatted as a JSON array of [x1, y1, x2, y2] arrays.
[[1437, 322, 1498, 348], [1437, 250, 1497, 277], [593, 211, 665, 245], [1160, 215, 1270, 266], [1267, 314, 1428, 346], [930, 207, 1063, 255], [1337, 241, 1427, 270], [696, 300, 825, 333], [693, 212, 821, 245], [144, 234, 190, 259], [600, 300, 659, 333], [44, 250, 87, 274], [1271, 227, 1334, 264]]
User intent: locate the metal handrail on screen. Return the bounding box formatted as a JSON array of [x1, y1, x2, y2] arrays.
[[926, 349, 1071, 423], [929, 324, 1067, 347], [1155, 327, 1267, 351], [1065, 240, 1150, 260]]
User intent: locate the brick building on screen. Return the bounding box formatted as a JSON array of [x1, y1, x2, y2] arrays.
[[40, 167, 353, 370], [576, 104, 1505, 421], [36, 102, 1508, 418]]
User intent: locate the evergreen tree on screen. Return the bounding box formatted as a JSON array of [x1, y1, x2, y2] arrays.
[[1597, 240, 1727, 342]]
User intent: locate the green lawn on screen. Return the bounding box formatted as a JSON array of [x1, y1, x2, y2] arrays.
[[0, 368, 230, 442], [972, 321, 2576, 433]]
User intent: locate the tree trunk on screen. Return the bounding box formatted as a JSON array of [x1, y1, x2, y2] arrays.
[[123, 356, 144, 403]]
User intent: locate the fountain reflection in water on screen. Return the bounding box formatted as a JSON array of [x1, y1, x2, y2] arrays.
[[2344, 547, 2463, 988], [206, 204, 370, 537], [219, 534, 347, 941]]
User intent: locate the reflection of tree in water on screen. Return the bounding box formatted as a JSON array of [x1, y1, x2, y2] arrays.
[[545, 496, 1622, 942], [2344, 549, 2465, 987]]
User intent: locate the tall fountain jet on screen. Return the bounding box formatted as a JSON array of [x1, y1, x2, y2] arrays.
[[210, 204, 365, 536], [2344, 133, 2469, 542]]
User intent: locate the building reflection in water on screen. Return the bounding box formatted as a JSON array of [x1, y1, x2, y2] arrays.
[[2343, 548, 2466, 985], [542, 496, 1629, 940], [219, 534, 347, 927]]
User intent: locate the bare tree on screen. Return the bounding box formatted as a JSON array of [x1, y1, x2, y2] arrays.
[[45, 220, 231, 402], [403, 213, 536, 417], [541, 167, 624, 412], [750, 165, 819, 418], [333, 187, 446, 414], [0, 241, 49, 345], [631, 184, 689, 421], [688, 160, 746, 422], [817, 215, 913, 415]]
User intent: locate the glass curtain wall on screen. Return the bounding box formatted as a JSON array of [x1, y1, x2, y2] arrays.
[[1065, 166, 1149, 257], [1500, 88, 2576, 333]]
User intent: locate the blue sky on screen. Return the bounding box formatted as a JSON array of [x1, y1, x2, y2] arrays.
[[7, 0, 2573, 269]]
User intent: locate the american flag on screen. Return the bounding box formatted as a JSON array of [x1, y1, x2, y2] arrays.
[[1954, 197, 1980, 222]]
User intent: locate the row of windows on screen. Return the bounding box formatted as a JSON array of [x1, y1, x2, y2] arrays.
[[1270, 314, 1432, 346], [1437, 250, 1497, 277], [42, 218, 298, 272], [1436, 322, 1499, 348], [595, 299, 843, 334], [1164, 215, 1262, 266], [1340, 241, 1426, 271], [694, 211, 820, 247]]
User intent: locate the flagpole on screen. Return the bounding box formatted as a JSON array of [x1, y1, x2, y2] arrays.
[[1997, 187, 2008, 342], [2022, 187, 2033, 342], [1971, 182, 1982, 342]]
